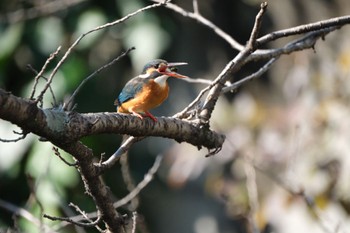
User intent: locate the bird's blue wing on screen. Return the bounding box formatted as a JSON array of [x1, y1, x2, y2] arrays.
[[114, 77, 147, 106]]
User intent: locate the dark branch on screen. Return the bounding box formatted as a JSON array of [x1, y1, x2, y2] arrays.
[[0, 88, 225, 151], [256, 15, 350, 46], [0, 130, 28, 142], [44, 213, 102, 228]]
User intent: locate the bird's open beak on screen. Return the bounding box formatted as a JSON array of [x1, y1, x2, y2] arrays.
[[162, 62, 188, 78]]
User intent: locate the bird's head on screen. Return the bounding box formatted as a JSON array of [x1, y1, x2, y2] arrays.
[[141, 59, 188, 79]]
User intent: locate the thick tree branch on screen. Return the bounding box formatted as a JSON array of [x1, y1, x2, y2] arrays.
[[0, 88, 225, 151]]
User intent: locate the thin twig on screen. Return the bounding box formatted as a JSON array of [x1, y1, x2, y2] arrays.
[[0, 199, 56, 233], [256, 15, 350, 46], [0, 0, 87, 24], [120, 152, 139, 211], [69, 203, 103, 231], [63, 47, 135, 110], [44, 213, 102, 228], [0, 130, 28, 142], [26, 174, 45, 230], [27, 65, 58, 107], [222, 57, 277, 93], [30, 46, 61, 101], [98, 136, 143, 171], [154, 0, 350, 63], [47, 203, 101, 229], [192, 0, 199, 14], [222, 26, 336, 94], [131, 211, 137, 233], [113, 155, 163, 209], [247, 2, 268, 50], [182, 77, 212, 85], [52, 147, 78, 166], [250, 26, 339, 62], [151, 0, 244, 51], [174, 84, 210, 119]]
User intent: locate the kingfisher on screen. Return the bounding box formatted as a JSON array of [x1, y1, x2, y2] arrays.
[[114, 59, 188, 122]]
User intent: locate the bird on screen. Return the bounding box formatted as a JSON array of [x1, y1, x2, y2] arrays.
[[114, 59, 188, 122]]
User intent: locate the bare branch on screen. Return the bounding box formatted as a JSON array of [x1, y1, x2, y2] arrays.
[[99, 136, 142, 170], [223, 26, 339, 93], [0, 130, 28, 142], [69, 203, 103, 231], [174, 84, 211, 119], [26, 174, 44, 226], [192, 0, 199, 14], [0, 0, 87, 24], [222, 57, 277, 94], [249, 26, 338, 62], [0, 199, 56, 233], [131, 211, 137, 233], [52, 147, 78, 166], [30, 46, 61, 101], [113, 155, 163, 209], [256, 15, 350, 46], [120, 152, 139, 211], [44, 212, 102, 228], [26, 65, 58, 108], [0, 89, 225, 152], [151, 0, 244, 51], [247, 2, 268, 50]]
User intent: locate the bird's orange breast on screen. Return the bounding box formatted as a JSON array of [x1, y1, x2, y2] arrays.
[[118, 80, 169, 113]]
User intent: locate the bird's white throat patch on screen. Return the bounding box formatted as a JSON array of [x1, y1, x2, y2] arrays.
[[154, 75, 169, 87]]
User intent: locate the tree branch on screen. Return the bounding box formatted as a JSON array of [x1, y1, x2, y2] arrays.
[[0, 88, 225, 151], [151, 0, 244, 51], [198, 2, 268, 123], [256, 15, 350, 46]]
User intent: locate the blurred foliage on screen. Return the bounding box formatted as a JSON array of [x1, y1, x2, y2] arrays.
[[1, 0, 350, 233]]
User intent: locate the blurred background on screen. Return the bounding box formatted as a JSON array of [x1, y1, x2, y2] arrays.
[[1, 0, 350, 232]]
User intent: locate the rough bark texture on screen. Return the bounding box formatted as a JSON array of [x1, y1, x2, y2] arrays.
[[0, 89, 225, 150]]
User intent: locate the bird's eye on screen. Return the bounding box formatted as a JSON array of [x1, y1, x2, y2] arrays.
[[154, 64, 160, 69], [157, 63, 167, 72]]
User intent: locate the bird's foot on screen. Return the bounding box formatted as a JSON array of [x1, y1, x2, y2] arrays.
[[131, 111, 157, 122], [145, 111, 158, 122], [131, 111, 144, 120]]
